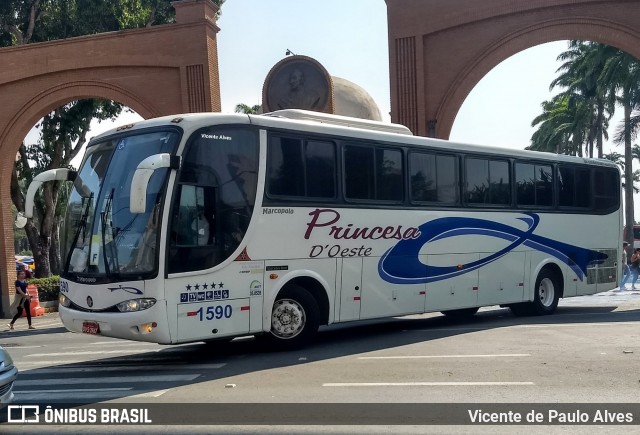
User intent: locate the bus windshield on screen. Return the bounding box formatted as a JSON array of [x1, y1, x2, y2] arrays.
[[62, 130, 180, 280]]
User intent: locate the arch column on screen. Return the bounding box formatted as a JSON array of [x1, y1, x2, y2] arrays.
[[0, 0, 222, 316]]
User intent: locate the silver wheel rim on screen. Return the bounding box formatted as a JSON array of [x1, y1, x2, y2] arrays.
[[538, 277, 555, 307], [271, 298, 305, 339]]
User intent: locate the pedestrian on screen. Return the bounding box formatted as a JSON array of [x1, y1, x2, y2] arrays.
[[620, 242, 630, 289], [21, 264, 32, 279], [630, 248, 640, 290], [8, 269, 35, 330]]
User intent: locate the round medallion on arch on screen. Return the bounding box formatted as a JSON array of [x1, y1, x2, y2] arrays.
[[262, 55, 334, 114]]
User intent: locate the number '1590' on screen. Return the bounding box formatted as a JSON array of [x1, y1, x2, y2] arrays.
[[195, 305, 232, 321]]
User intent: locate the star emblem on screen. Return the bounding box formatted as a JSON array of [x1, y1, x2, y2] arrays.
[[194, 284, 200, 290], [218, 282, 224, 288], [186, 284, 192, 291], [202, 283, 208, 289]]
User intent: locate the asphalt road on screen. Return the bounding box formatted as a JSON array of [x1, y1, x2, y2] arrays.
[[1, 288, 640, 434]]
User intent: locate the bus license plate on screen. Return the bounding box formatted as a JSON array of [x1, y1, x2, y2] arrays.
[[82, 321, 100, 335]]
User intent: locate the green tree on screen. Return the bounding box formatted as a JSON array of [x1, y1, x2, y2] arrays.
[[235, 103, 262, 114], [600, 48, 640, 246], [2, 0, 225, 276], [550, 41, 616, 158], [529, 93, 588, 156]]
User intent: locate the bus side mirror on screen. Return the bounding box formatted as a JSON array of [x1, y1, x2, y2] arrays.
[[24, 168, 77, 219], [130, 154, 179, 214]]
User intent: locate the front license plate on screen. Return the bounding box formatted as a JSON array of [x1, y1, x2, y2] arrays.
[[82, 321, 100, 335]]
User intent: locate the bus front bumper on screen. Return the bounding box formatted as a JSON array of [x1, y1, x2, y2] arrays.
[[59, 302, 172, 344]]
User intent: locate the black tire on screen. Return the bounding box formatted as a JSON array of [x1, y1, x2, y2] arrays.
[[530, 268, 561, 315], [264, 286, 320, 350], [441, 307, 479, 318], [508, 303, 531, 317], [510, 268, 561, 316]]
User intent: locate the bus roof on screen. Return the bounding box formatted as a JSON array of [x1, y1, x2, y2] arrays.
[[87, 111, 619, 170]]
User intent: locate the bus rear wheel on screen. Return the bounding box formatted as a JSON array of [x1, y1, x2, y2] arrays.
[[265, 286, 320, 350], [531, 269, 560, 315], [510, 268, 560, 316]]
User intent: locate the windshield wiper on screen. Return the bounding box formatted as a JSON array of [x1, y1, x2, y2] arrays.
[[100, 188, 120, 276], [70, 192, 93, 249]]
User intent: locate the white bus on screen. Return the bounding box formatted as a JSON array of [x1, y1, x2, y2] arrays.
[[24, 110, 622, 349]]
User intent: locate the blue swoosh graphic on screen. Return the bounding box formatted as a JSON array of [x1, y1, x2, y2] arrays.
[[378, 213, 607, 284]]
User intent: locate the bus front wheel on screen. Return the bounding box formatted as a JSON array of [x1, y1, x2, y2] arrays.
[[265, 286, 320, 350]]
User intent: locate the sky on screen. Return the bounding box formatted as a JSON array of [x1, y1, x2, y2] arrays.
[[83, 0, 624, 152], [26, 0, 632, 208]]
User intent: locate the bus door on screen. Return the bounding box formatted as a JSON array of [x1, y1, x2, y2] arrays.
[[338, 257, 362, 322]]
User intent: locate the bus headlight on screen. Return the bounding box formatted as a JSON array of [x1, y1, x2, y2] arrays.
[[116, 298, 157, 312], [59, 293, 71, 307]]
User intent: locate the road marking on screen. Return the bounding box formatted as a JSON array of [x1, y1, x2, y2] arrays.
[[403, 327, 486, 332], [15, 388, 135, 401], [405, 321, 640, 333], [16, 374, 200, 386], [323, 382, 534, 387], [358, 354, 530, 359], [26, 363, 226, 374], [27, 349, 161, 357], [63, 342, 159, 349], [128, 389, 170, 398], [516, 322, 635, 328], [89, 340, 159, 345], [17, 360, 86, 368], [16, 387, 130, 394]]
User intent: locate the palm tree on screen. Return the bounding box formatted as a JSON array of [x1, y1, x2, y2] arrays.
[[603, 151, 640, 193], [601, 49, 640, 243], [529, 93, 589, 156], [235, 103, 261, 114], [551, 41, 616, 158]]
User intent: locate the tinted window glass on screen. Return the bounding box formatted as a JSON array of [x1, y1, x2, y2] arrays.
[[576, 168, 591, 207], [516, 163, 535, 206], [169, 127, 258, 273], [376, 148, 403, 201], [490, 160, 511, 205], [306, 141, 336, 198], [558, 166, 575, 207], [437, 155, 458, 203], [267, 137, 336, 199], [594, 168, 619, 211], [411, 153, 437, 202], [344, 145, 374, 200], [344, 145, 403, 201], [267, 137, 304, 197], [410, 152, 457, 204], [516, 163, 552, 207], [466, 158, 510, 205], [537, 164, 553, 206], [559, 165, 591, 208], [465, 158, 489, 204]]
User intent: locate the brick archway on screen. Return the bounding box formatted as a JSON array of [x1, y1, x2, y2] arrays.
[[386, 0, 640, 138], [0, 0, 221, 315]]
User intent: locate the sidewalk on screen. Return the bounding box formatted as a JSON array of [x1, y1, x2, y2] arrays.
[[1, 311, 63, 332]]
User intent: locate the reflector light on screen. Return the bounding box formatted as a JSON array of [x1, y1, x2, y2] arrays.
[[269, 274, 278, 279]]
